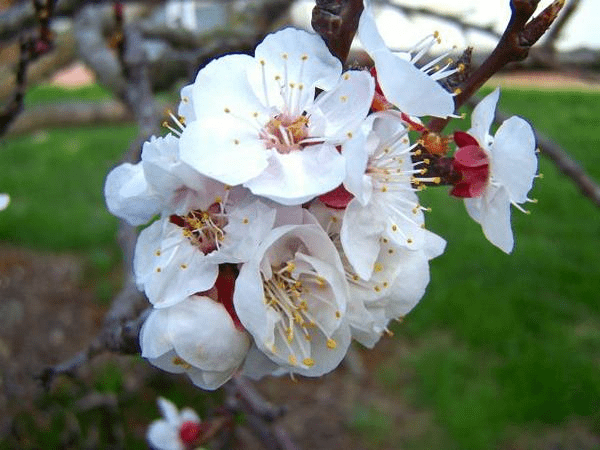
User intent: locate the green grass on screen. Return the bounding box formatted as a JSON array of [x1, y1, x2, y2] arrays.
[[373, 89, 600, 449]]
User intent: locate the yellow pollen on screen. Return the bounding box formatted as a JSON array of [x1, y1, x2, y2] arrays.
[[374, 263, 383, 273], [352, 274, 360, 281], [340, 95, 348, 102], [331, 217, 338, 223], [335, 310, 341, 319], [433, 177, 441, 184], [180, 263, 188, 269], [458, 63, 466, 72], [391, 224, 398, 232], [259, 59, 266, 66], [454, 88, 462, 95], [383, 281, 389, 288], [224, 107, 231, 113], [326, 338, 337, 349], [343, 73, 350, 80], [381, 186, 388, 193], [288, 354, 297, 365], [407, 238, 413, 244], [275, 75, 281, 81], [172, 357, 192, 369], [374, 286, 381, 292], [242, 218, 249, 224], [289, 82, 295, 88], [346, 132, 353, 138], [305, 334, 312, 341], [301, 54, 308, 61], [303, 358, 315, 367], [298, 83, 304, 90], [154, 250, 161, 256]]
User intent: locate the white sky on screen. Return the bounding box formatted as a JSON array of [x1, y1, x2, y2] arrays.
[[292, 0, 599, 52]]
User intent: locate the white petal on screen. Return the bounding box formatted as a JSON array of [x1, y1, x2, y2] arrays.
[[179, 120, 268, 187], [340, 198, 385, 280], [0, 193, 9, 210], [308, 70, 374, 140], [251, 28, 342, 113], [147, 420, 182, 450], [191, 53, 266, 122], [134, 220, 219, 308], [157, 397, 180, 425], [177, 84, 195, 123], [140, 308, 173, 359], [215, 198, 276, 263], [491, 116, 537, 204], [342, 130, 372, 205], [167, 296, 250, 372], [104, 163, 162, 226], [244, 144, 345, 205], [480, 185, 514, 253], [470, 88, 500, 145], [185, 366, 240, 391], [371, 50, 454, 118], [358, 1, 390, 54]]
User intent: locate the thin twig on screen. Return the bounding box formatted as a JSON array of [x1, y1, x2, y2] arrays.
[[429, 0, 566, 132]]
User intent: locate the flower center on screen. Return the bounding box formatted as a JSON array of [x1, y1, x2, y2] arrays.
[[179, 421, 202, 446], [261, 113, 309, 154], [262, 260, 339, 368], [170, 203, 227, 254]]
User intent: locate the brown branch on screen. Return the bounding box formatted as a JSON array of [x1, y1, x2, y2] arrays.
[[0, 0, 56, 137], [224, 376, 298, 450], [429, 0, 565, 133], [312, 0, 364, 64]]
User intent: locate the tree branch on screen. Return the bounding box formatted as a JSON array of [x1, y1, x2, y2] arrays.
[[312, 0, 364, 64], [429, 0, 565, 132]]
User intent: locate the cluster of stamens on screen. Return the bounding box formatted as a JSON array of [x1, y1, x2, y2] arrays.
[[170, 202, 228, 255], [262, 260, 339, 368], [261, 113, 310, 154]]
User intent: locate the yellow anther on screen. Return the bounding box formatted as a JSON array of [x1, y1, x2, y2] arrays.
[[326, 338, 337, 349], [288, 354, 297, 365], [224, 107, 231, 113], [374, 263, 383, 273], [303, 358, 315, 367]]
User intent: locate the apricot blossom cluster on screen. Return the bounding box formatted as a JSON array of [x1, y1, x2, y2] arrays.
[[104, 4, 537, 390]]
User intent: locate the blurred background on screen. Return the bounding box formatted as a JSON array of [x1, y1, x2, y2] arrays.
[[0, 0, 599, 449]]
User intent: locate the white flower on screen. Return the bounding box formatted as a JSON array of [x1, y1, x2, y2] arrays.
[[341, 111, 429, 280], [0, 193, 9, 210], [234, 222, 351, 377], [462, 88, 537, 253], [309, 200, 445, 348], [358, 0, 455, 118], [134, 190, 276, 308], [147, 397, 202, 450], [179, 27, 374, 205], [140, 295, 251, 391]]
